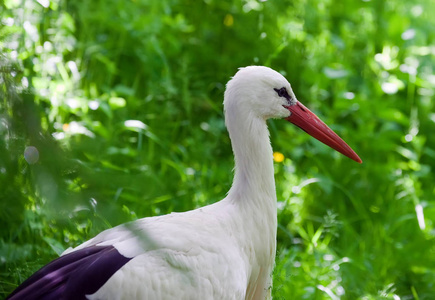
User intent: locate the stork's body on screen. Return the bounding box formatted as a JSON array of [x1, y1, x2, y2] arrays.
[[8, 66, 361, 300]]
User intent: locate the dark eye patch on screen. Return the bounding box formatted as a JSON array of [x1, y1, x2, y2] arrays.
[[274, 87, 291, 101]]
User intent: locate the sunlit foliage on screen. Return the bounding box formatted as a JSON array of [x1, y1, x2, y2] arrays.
[[1, 0, 435, 298]]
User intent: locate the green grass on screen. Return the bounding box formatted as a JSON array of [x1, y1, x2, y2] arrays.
[[1, 0, 435, 298]]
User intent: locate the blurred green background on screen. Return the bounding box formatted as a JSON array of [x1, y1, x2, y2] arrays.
[[1, 0, 435, 298]]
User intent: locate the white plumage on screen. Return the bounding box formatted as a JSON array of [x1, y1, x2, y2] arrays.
[[8, 66, 361, 300]]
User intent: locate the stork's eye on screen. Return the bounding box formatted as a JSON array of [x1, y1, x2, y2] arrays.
[[274, 87, 290, 99]]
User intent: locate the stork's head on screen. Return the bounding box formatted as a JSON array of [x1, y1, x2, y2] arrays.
[[224, 66, 362, 163], [225, 66, 295, 120]]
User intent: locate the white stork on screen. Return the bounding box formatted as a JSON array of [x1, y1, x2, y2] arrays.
[[7, 66, 361, 300]]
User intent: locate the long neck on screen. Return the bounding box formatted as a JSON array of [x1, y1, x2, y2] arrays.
[[225, 104, 276, 207], [222, 95, 278, 298], [224, 99, 277, 295]]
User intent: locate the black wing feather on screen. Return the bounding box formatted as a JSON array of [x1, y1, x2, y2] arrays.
[[7, 245, 132, 300]]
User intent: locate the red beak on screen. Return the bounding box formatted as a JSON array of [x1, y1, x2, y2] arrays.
[[286, 102, 362, 163]]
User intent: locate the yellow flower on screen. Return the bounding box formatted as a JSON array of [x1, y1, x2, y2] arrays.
[[273, 152, 285, 163], [223, 14, 234, 27]]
